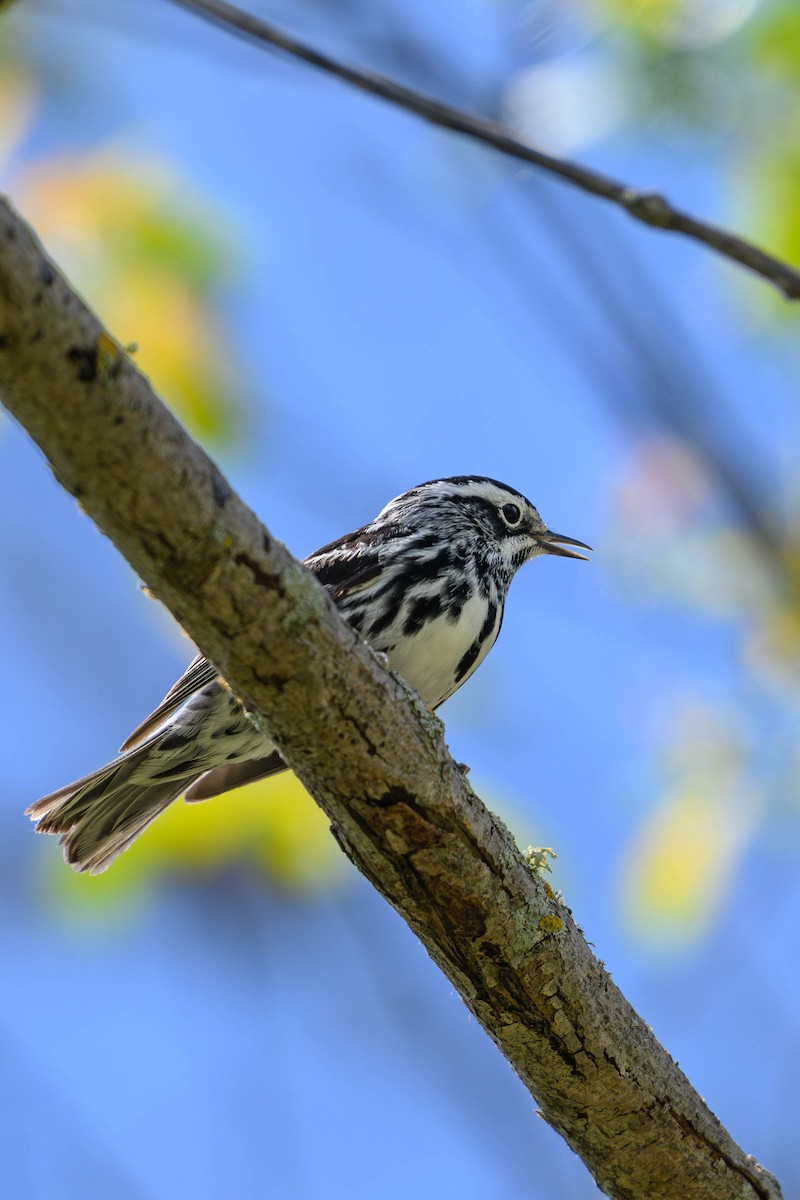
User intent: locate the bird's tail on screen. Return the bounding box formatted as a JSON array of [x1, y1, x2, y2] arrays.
[[27, 744, 203, 875]]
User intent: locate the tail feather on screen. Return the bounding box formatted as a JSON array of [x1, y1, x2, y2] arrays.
[[27, 757, 132, 824], [28, 747, 202, 874], [60, 780, 190, 875]]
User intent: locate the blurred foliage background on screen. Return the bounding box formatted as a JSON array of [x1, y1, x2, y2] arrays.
[[1, 0, 799, 1196]]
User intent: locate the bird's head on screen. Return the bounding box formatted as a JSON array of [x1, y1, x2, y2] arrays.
[[380, 476, 591, 582]]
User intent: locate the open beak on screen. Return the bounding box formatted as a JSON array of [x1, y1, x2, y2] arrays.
[[536, 530, 592, 561]]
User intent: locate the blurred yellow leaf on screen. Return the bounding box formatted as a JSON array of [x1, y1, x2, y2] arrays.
[[45, 774, 344, 917], [15, 148, 243, 442], [620, 787, 752, 947], [619, 705, 756, 949], [0, 62, 37, 167]]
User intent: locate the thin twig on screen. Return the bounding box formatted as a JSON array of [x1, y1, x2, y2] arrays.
[[170, 0, 800, 302]]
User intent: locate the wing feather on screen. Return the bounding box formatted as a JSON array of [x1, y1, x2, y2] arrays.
[[183, 752, 286, 802], [119, 654, 219, 751], [305, 523, 398, 601], [120, 525, 390, 754]]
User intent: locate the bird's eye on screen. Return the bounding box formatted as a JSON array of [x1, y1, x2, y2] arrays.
[[501, 503, 522, 526]]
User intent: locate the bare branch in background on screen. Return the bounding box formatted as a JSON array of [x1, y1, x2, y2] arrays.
[[0, 198, 782, 1200], [170, 0, 800, 302]]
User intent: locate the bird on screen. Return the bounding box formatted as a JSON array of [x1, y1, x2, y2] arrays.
[[28, 476, 590, 874]]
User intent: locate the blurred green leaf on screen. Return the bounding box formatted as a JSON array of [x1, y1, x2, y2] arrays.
[[751, 0, 800, 81], [743, 142, 800, 272], [598, 0, 681, 45]]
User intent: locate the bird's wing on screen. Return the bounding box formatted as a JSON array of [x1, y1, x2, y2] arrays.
[[305, 523, 401, 601], [183, 751, 286, 802], [119, 653, 219, 751], [120, 525, 397, 753]]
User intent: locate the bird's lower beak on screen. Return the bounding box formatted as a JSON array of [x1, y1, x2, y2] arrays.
[[537, 530, 592, 561]]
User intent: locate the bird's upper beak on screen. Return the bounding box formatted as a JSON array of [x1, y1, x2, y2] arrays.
[[536, 530, 592, 561]]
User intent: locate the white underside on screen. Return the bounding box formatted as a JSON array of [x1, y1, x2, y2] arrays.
[[383, 590, 500, 709], [157, 589, 503, 774]]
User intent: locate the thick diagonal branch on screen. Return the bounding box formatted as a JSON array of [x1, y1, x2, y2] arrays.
[[0, 198, 782, 1200], [170, 0, 800, 302]]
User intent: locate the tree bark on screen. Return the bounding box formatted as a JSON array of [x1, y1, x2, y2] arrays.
[[0, 196, 782, 1200]]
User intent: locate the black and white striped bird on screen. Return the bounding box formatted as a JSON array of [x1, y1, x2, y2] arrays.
[[29, 476, 590, 874]]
